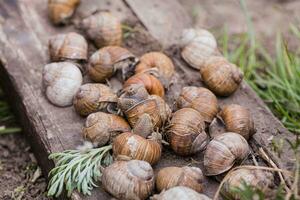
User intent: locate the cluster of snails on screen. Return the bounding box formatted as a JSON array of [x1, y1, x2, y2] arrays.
[[44, 4, 274, 199], [180, 28, 244, 96]]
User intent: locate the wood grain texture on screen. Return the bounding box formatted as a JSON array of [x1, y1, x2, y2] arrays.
[[0, 0, 296, 199], [125, 0, 192, 47]]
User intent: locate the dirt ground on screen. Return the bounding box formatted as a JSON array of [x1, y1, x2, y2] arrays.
[[0, 0, 299, 199]]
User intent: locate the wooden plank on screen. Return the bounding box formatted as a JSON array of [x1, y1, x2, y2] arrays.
[[125, 0, 296, 174], [124, 0, 192, 47]]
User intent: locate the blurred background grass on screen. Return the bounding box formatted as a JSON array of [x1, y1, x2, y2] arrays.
[[0, 89, 21, 135]]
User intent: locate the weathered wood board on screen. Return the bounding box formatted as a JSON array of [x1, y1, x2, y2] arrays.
[[0, 0, 296, 199]]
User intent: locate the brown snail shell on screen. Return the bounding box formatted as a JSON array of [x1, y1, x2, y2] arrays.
[[180, 28, 218, 70], [151, 186, 211, 200], [177, 86, 218, 123], [73, 83, 117, 116], [135, 52, 175, 81], [88, 46, 136, 82], [118, 84, 150, 112], [49, 32, 88, 63], [125, 96, 171, 129], [48, 0, 80, 25], [113, 132, 162, 165], [221, 168, 274, 200], [118, 85, 171, 129], [220, 104, 255, 140], [156, 166, 204, 193], [102, 160, 154, 200], [124, 73, 165, 97], [80, 12, 122, 48], [204, 132, 250, 176], [200, 56, 243, 96], [82, 112, 131, 147], [167, 108, 208, 156]]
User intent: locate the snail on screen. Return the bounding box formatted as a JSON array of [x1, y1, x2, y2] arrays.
[[151, 186, 211, 200], [124, 72, 165, 97], [48, 32, 88, 65], [113, 113, 162, 165], [102, 160, 155, 200], [167, 108, 208, 156], [88, 46, 137, 82], [156, 166, 204, 193], [82, 112, 131, 147], [180, 28, 218, 70], [204, 132, 250, 176], [73, 83, 118, 116], [48, 0, 80, 25], [200, 56, 243, 96], [134, 52, 175, 83], [118, 84, 171, 129], [80, 12, 122, 48], [221, 168, 274, 200], [220, 104, 255, 140], [177, 86, 218, 123], [42, 62, 82, 107]]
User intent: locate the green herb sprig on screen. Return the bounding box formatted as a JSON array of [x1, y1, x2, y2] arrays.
[[47, 145, 113, 197]]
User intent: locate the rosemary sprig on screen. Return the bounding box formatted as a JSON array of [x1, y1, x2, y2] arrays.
[[47, 145, 113, 197]]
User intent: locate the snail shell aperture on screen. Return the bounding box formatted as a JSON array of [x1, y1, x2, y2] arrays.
[[167, 108, 208, 156], [151, 186, 211, 200], [204, 132, 250, 176], [102, 160, 155, 200], [42, 62, 82, 107], [48, 32, 88, 63], [180, 28, 218, 70], [73, 83, 118, 116], [177, 86, 218, 123], [200, 56, 243, 96], [82, 112, 131, 147], [135, 52, 175, 82], [48, 0, 80, 25], [80, 11, 122, 48], [220, 104, 255, 140], [156, 166, 204, 193], [124, 73, 165, 97], [88, 46, 136, 82]]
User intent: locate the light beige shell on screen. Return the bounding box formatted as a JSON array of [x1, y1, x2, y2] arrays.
[[220, 104, 255, 140], [200, 56, 243, 96], [222, 168, 274, 199], [124, 73, 165, 97], [49, 32, 88, 62], [135, 52, 175, 81], [113, 132, 162, 165], [204, 132, 250, 176], [73, 83, 118, 116], [156, 166, 204, 193], [42, 62, 82, 107], [48, 0, 80, 25], [80, 12, 122, 48], [102, 160, 155, 200], [151, 186, 211, 200], [180, 28, 218, 70], [88, 46, 136, 82], [167, 108, 208, 156], [177, 86, 218, 123], [82, 112, 131, 147], [118, 85, 171, 129]]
